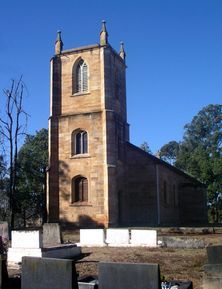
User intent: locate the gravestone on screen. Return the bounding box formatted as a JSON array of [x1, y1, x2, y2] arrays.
[[206, 245, 222, 264], [80, 229, 105, 246], [131, 230, 157, 246], [106, 229, 129, 245], [203, 245, 222, 289], [161, 236, 204, 249], [99, 262, 161, 289], [21, 257, 78, 289], [0, 255, 8, 289], [8, 230, 81, 267], [0, 222, 9, 241], [11, 230, 42, 248], [43, 223, 61, 247]]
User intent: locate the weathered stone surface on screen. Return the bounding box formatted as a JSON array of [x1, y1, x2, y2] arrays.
[[21, 257, 78, 289], [11, 230, 42, 249], [99, 262, 161, 289], [43, 223, 61, 247], [0, 222, 9, 241], [80, 229, 105, 246], [47, 31, 207, 228], [207, 245, 222, 264], [161, 236, 205, 248], [203, 264, 222, 289], [131, 230, 157, 246], [106, 229, 129, 245], [8, 244, 81, 265]]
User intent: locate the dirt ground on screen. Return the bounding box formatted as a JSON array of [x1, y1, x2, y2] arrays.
[[63, 229, 222, 289], [7, 229, 222, 289]]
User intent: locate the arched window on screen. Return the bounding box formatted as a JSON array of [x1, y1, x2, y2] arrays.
[[72, 176, 88, 202], [72, 130, 88, 155], [73, 59, 88, 94]]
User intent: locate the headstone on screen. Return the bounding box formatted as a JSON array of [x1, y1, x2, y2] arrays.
[[131, 230, 157, 246], [99, 262, 161, 289], [207, 245, 222, 264], [43, 223, 61, 247], [11, 230, 42, 248], [203, 264, 222, 289], [21, 257, 78, 289], [0, 222, 9, 241], [8, 230, 43, 266], [203, 245, 222, 289], [106, 229, 129, 245], [0, 255, 8, 289], [161, 236, 204, 249], [8, 230, 81, 266], [80, 229, 105, 246]]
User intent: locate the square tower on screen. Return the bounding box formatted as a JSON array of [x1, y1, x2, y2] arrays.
[[47, 23, 129, 227]]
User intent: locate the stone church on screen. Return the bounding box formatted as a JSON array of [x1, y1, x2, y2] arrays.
[[47, 22, 207, 227]]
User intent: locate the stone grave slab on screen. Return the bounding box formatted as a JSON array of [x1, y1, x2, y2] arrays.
[[8, 230, 81, 267], [80, 229, 105, 246], [106, 229, 129, 245], [21, 257, 78, 289], [203, 263, 222, 289], [99, 262, 161, 289], [11, 230, 42, 249], [207, 245, 222, 264], [131, 230, 157, 246], [0, 222, 9, 241], [43, 223, 61, 247], [161, 236, 204, 249]]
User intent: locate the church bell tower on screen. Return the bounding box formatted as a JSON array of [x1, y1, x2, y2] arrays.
[[47, 22, 129, 227]]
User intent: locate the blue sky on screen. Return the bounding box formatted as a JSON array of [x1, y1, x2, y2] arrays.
[[1, 0, 222, 153]]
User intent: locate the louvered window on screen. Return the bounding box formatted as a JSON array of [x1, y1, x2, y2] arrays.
[[72, 130, 88, 155], [74, 59, 88, 93], [72, 177, 88, 202]]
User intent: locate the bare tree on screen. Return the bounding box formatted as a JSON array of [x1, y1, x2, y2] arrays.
[[0, 77, 28, 228]]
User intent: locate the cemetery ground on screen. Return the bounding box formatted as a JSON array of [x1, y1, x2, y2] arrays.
[[7, 228, 222, 289]]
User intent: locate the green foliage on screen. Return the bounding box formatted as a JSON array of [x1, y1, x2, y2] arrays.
[[159, 141, 179, 164], [16, 128, 48, 226], [140, 141, 152, 153], [160, 104, 222, 221]]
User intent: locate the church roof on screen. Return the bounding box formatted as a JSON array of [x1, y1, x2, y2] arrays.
[[127, 142, 205, 186]]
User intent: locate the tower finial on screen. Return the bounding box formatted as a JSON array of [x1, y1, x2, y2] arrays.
[[100, 20, 108, 46], [119, 41, 126, 61], [55, 30, 63, 55]]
